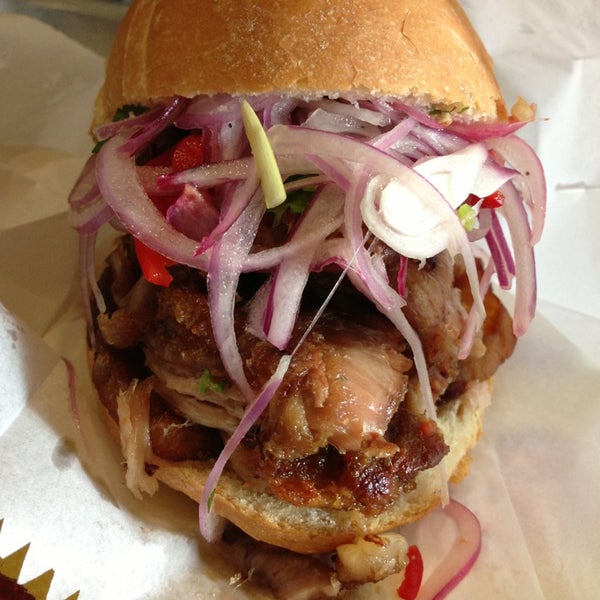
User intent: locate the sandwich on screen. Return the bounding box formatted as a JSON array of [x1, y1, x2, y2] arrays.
[[68, 0, 546, 596]]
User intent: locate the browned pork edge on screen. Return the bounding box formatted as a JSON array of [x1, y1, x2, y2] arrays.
[[87, 234, 513, 554]]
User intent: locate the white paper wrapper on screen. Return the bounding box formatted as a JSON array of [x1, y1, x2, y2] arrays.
[[1, 4, 599, 599]]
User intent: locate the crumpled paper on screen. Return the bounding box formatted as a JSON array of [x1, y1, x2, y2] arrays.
[[0, 4, 599, 599]]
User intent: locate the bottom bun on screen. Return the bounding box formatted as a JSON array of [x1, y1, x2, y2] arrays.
[[94, 353, 489, 555]]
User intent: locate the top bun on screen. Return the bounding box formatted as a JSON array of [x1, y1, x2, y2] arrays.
[[94, 0, 506, 126]]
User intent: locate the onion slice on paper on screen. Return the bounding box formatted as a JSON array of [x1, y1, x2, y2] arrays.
[[416, 499, 482, 600]]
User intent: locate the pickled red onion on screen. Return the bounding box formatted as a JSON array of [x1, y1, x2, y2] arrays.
[[416, 500, 482, 600]]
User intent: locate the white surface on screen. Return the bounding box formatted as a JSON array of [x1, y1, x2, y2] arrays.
[[0, 3, 599, 599]]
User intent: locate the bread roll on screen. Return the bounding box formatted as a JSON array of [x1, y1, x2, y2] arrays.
[[94, 0, 506, 126]]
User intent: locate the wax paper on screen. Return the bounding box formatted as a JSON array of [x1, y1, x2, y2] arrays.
[[1, 3, 599, 599]]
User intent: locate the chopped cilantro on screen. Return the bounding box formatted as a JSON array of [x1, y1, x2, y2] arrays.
[[428, 105, 470, 117], [113, 104, 147, 122], [198, 369, 226, 394], [268, 187, 314, 225], [457, 204, 477, 231]]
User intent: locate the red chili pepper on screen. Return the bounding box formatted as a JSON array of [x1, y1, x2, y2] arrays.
[[133, 133, 207, 286], [133, 238, 177, 287], [397, 545, 424, 600], [419, 419, 438, 437], [466, 190, 505, 209], [172, 133, 207, 171]]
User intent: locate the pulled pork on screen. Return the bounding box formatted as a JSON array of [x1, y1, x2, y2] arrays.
[[91, 234, 515, 515]]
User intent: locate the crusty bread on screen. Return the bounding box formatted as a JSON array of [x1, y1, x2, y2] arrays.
[[94, 0, 506, 126], [95, 343, 489, 555], [155, 381, 488, 554]]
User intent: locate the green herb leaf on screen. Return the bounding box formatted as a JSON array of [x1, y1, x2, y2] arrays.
[[457, 204, 477, 231], [198, 369, 226, 394], [428, 105, 470, 117], [268, 186, 314, 225], [113, 104, 147, 122]]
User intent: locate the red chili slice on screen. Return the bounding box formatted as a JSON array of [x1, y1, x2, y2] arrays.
[[133, 237, 177, 287], [172, 133, 207, 171], [466, 190, 505, 209], [397, 545, 424, 600], [419, 419, 438, 437], [134, 133, 208, 285]]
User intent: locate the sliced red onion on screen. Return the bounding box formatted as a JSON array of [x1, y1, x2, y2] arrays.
[[207, 192, 265, 402], [80, 231, 104, 316], [413, 144, 490, 209], [215, 118, 247, 162], [93, 104, 165, 141], [416, 500, 482, 600], [460, 259, 495, 359], [68, 155, 116, 234], [346, 167, 398, 311], [397, 254, 409, 297], [486, 136, 546, 244], [498, 181, 537, 337], [307, 98, 391, 127], [197, 168, 260, 254], [249, 185, 344, 349], [158, 157, 253, 191], [371, 116, 417, 152], [270, 123, 486, 340], [262, 97, 298, 128], [68, 154, 99, 209], [409, 124, 468, 156], [485, 209, 516, 290], [73, 95, 546, 549], [466, 206, 492, 242], [361, 171, 485, 330], [69, 191, 114, 234], [391, 101, 445, 130], [177, 94, 271, 130], [302, 108, 383, 138], [447, 118, 526, 142], [379, 293, 436, 422], [119, 97, 189, 156], [160, 154, 318, 195], [283, 173, 329, 192]]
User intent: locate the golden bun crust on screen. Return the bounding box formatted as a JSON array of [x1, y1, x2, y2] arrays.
[[94, 0, 506, 126]]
